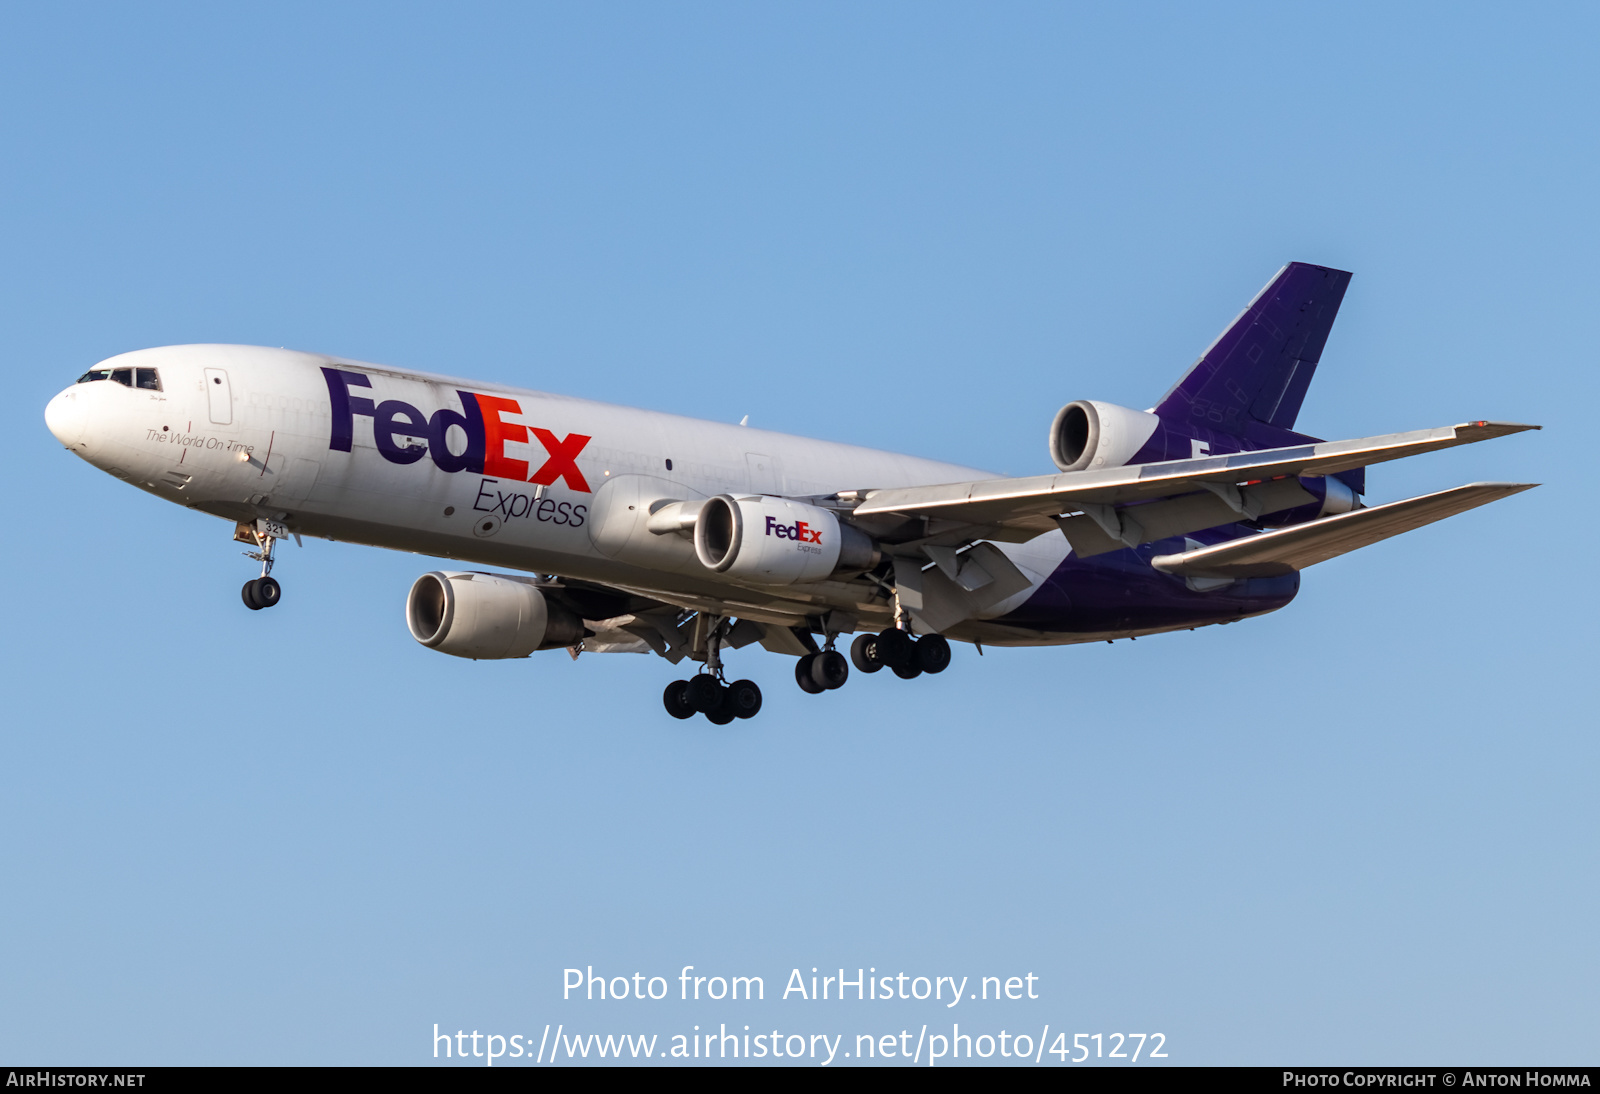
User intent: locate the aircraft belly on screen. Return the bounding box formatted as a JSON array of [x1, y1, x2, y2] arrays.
[[992, 540, 1300, 636]]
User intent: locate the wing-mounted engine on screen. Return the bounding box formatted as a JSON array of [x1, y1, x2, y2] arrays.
[[406, 571, 585, 659], [694, 495, 879, 586], [1049, 400, 1163, 472], [588, 475, 880, 586]]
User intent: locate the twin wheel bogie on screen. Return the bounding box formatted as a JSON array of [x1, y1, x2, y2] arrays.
[[241, 575, 281, 610]]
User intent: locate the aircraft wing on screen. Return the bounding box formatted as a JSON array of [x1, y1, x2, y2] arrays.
[[845, 421, 1538, 551], [1148, 481, 1538, 578]]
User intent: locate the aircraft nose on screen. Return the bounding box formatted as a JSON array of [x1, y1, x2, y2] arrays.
[[45, 387, 87, 447]]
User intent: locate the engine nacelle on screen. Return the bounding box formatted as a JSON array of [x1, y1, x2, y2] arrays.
[[406, 571, 585, 659], [693, 495, 878, 585], [1049, 400, 1163, 472]]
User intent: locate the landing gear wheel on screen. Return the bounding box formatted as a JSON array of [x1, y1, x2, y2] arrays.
[[255, 576, 281, 608], [892, 659, 923, 680], [876, 627, 915, 670], [850, 633, 884, 673], [704, 706, 737, 725], [241, 576, 282, 610], [795, 655, 825, 694], [663, 679, 696, 720], [916, 634, 951, 674], [811, 650, 849, 690], [726, 679, 763, 719], [686, 674, 725, 713]]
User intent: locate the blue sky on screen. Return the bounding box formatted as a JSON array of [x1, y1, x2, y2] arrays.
[[1, 2, 1592, 1065]]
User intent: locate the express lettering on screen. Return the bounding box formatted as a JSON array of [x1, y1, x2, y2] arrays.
[[473, 478, 587, 527], [764, 515, 822, 543], [321, 367, 591, 491]]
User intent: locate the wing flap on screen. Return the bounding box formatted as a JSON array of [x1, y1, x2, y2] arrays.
[[1149, 482, 1538, 578], [851, 421, 1538, 532], [893, 543, 1035, 633]]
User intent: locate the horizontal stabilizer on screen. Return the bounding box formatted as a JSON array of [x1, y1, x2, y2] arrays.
[[1149, 482, 1538, 579]]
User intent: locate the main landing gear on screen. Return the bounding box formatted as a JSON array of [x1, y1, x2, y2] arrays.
[[663, 675, 763, 724], [795, 649, 849, 694], [662, 621, 953, 722], [662, 614, 763, 724], [846, 628, 951, 680], [794, 627, 951, 694]]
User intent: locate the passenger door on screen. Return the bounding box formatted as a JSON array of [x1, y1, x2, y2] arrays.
[[203, 368, 233, 425]]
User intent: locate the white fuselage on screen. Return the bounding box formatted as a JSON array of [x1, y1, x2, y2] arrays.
[[44, 345, 1071, 634]]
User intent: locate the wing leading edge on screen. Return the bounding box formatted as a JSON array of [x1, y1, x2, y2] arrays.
[[844, 421, 1539, 550]]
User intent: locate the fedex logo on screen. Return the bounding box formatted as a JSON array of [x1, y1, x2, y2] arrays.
[[321, 367, 591, 492], [765, 515, 822, 544]]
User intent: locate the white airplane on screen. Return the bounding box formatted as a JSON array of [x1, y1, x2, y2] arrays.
[[44, 263, 1537, 722]]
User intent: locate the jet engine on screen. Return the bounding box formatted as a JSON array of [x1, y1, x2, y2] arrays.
[[693, 495, 879, 585], [1049, 400, 1163, 472], [406, 571, 585, 659]]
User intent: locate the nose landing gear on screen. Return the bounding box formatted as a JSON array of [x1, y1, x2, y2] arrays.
[[242, 575, 281, 610], [237, 519, 290, 611]]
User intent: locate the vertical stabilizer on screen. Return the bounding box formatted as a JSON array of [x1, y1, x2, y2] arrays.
[[1154, 262, 1351, 437]]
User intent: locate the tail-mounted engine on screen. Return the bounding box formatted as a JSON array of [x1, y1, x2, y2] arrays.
[[1049, 400, 1163, 472], [406, 571, 585, 659], [693, 495, 879, 586]]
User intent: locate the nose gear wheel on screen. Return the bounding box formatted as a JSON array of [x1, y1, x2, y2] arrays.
[[238, 521, 288, 610], [241, 576, 282, 611]]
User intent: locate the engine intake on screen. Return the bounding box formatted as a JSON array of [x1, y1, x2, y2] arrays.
[[406, 571, 585, 659], [693, 495, 878, 585], [1049, 400, 1162, 472]]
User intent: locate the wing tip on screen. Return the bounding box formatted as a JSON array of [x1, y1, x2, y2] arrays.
[[1458, 420, 1542, 435], [1465, 481, 1540, 495]]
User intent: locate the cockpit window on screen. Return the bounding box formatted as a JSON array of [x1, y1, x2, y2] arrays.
[[75, 366, 161, 391]]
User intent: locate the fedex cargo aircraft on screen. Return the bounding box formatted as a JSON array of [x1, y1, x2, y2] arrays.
[[44, 263, 1537, 722]]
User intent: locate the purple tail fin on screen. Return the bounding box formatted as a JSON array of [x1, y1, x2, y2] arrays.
[[1154, 262, 1352, 437]]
